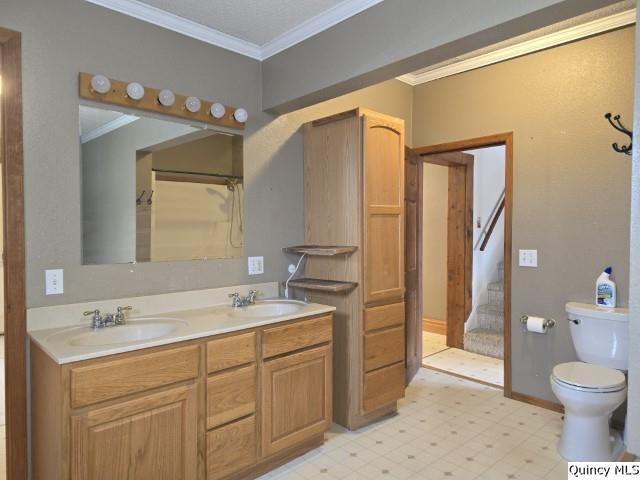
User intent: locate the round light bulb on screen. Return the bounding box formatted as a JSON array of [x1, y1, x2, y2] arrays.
[[210, 102, 226, 119], [185, 96, 202, 113], [233, 107, 248, 123], [158, 89, 175, 107], [90, 74, 111, 94], [126, 82, 145, 100]]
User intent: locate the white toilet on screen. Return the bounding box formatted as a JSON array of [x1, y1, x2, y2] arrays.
[[550, 302, 629, 462]]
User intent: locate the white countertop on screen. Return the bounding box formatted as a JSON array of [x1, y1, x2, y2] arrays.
[[29, 300, 335, 364]]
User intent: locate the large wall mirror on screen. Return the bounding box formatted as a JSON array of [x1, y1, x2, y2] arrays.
[[80, 105, 244, 265]]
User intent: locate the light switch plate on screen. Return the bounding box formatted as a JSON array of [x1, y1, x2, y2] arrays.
[[45, 269, 64, 295], [519, 249, 538, 268], [248, 256, 264, 275]]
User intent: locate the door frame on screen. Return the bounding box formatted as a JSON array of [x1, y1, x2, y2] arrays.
[[414, 132, 513, 398], [420, 152, 474, 350], [0, 26, 28, 479]]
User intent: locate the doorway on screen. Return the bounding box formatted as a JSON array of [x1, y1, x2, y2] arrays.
[[0, 26, 28, 480], [407, 133, 513, 395]]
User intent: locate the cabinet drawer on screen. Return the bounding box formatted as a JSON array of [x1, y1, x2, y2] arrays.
[[207, 332, 256, 373], [364, 326, 405, 372], [364, 302, 404, 332], [262, 315, 332, 359], [70, 345, 200, 408], [363, 362, 405, 412], [207, 365, 256, 429], [207, 415, 256, 480]]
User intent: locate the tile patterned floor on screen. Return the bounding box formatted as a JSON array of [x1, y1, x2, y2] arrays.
[[259, 368, 566, 480], [423, 347, 504, 388], [422, 331, 448, 357]]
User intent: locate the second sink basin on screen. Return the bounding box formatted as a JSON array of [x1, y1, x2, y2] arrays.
[[66, 318, 187, 347], [230, 300, 306, 318]]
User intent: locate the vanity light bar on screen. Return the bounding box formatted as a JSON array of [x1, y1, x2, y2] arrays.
[[79, 72, 246, 130]]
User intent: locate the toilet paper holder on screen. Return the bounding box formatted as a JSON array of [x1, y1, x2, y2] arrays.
[[520, 315, 556, 329]]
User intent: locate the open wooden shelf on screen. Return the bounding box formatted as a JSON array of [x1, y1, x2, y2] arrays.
[[283, 245, 358, 256], [287, 278, 358, 293]]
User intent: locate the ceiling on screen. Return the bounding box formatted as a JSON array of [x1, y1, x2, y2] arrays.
[[87, 0, 384, 59], [138, 0, 343, 45]]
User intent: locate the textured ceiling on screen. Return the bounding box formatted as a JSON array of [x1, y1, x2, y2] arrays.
[[138, 0, 345, 45]]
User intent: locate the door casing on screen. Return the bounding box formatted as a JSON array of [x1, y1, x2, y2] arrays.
[[414, 133, 514, 398], [0, 25, 28, 479]]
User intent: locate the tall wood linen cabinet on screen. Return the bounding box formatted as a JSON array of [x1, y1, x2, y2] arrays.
[[300, 109, 406, 429]]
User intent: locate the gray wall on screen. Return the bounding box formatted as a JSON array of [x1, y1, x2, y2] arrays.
[[412, 26, 634, 403], [3, 0, 412, 308], [261, 0, 622, 112]]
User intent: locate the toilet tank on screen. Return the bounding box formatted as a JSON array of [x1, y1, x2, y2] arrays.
[[566, 302, 629, 370]]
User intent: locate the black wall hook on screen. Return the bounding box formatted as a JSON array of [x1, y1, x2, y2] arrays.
[[605, 112, 632, 156]]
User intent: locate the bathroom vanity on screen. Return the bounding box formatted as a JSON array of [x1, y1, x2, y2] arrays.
[[29, 295, 334, 480]]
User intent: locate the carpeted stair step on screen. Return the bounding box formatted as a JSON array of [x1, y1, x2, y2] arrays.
[[477, 303, 504, 332], [464, 328, 504, 359], [488, 282, 504, 307]]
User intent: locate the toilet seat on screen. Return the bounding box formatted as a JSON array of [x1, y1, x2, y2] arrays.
[[552, 362, 626, 393]]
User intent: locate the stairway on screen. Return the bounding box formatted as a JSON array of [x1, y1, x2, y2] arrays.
[[463, 262, 504, 359]]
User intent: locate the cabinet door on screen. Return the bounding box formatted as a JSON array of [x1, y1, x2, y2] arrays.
[[71, 384, 198, 480], [362, 113, 405, 305], [262, 344, 332, 457]]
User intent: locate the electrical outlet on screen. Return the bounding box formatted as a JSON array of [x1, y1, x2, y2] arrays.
[[248, 256, 264, 275], [45, 269, 64, 295], [519, 249, 538, 268]]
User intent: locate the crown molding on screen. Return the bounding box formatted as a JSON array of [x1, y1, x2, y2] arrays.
[[81, 114, 139, 144], [397, 8, 636, 86], [86, 0, 383, 61], [260, 0, 384, 59]]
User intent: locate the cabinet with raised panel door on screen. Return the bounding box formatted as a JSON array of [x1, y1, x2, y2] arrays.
[[302, 108, 406, 430], [31, 312, 333, 480]]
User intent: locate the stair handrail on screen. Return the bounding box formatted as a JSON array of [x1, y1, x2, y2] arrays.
[[474, 189, 505, 251]]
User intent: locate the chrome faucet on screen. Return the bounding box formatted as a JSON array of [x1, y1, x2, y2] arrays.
[[115, 305, 133, 325], [228, 290, 259, 307], [84, 306, 133, 329]]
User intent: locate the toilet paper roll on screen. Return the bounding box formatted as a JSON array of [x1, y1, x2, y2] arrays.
[[526, 316, 547, 333]]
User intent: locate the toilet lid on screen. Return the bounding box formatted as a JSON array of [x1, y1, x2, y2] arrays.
[[552, 362, 626, 392]]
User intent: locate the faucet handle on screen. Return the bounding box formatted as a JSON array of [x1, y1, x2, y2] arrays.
[[84, 309, 103, 329], [228, 292, 240, 298], [115, 305, 133, 325]]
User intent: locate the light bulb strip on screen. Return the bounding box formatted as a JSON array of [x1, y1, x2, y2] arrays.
[[80, 72, 246, 130]]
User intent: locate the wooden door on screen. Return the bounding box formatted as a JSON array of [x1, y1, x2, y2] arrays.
[[70, 384, 198, 480], [262, 344, 332, 457], [363, 113, 405, 305], [404, 147, 423, 384]]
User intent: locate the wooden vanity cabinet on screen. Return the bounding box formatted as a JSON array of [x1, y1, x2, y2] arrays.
[[303, 109, 406, 430], [70, 384, 199, 480], [261, 344, 332, 456], [31, 313, 333, 480]]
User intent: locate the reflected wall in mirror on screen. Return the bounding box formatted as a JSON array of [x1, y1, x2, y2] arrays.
[[80, 105, 244, 265]]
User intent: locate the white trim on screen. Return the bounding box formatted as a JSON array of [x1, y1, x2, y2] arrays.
[[260, 0, 384, 59], [85, 0, 383, 60], [81, 114, 139, 144], [397, 8, 636, 86]]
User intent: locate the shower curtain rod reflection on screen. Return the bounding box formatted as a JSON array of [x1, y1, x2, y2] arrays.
[[152, 168, 243, 181]]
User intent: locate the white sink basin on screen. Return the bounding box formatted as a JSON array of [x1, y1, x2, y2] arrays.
[[230, 300, 306, 318], [66, 318, 187, 347]]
